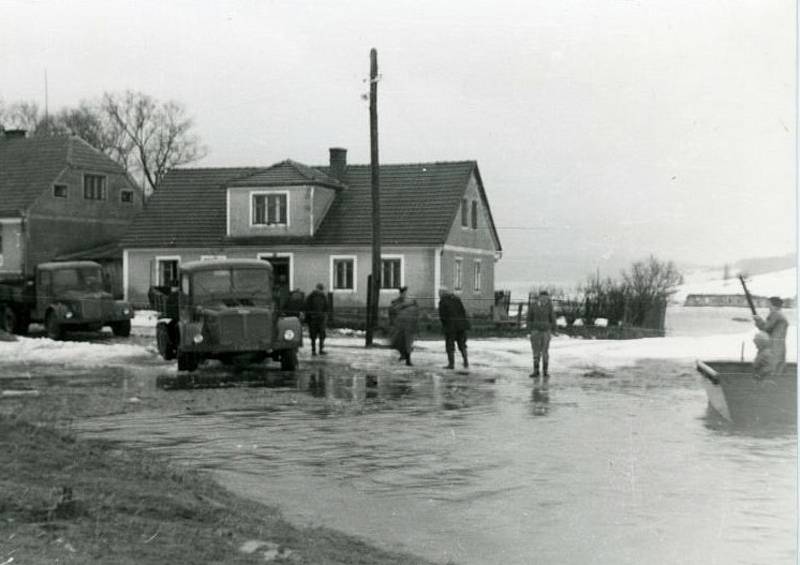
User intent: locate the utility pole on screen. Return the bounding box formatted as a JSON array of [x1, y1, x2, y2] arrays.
[[366, 47, 381, 346]]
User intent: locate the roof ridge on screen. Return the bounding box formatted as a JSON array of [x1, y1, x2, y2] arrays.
[[317, 159, 477, 168]]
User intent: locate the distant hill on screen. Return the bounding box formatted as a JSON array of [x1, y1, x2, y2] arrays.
[[733, 252, 796, 276]]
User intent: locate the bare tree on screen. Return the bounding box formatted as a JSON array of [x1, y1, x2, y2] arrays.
[[1, 100, 44, 133], [621, 255, 683, 327], [101, 91, 207, 192]]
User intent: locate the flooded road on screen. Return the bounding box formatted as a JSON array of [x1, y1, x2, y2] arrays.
[[51, 347, 795, 565]]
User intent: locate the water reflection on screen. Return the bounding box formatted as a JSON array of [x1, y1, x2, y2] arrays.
[[531, 382, 550, 416]]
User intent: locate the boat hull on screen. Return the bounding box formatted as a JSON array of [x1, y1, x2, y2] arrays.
[[696, 361, 797, 427]]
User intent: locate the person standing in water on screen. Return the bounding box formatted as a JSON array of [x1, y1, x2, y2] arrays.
[[527, 290, 555, 379]]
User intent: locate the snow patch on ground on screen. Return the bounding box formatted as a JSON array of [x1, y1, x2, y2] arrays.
[[0, 337, 152, 367], [2, 308, 794, 373]]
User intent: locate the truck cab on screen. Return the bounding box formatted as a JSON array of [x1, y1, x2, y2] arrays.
[[0, 261, 134, 339], [151, 259, 302, 372]]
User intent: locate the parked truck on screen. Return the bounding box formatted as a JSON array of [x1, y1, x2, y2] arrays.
[[149, 259, 302, 372], [0, 261, 134, 339]]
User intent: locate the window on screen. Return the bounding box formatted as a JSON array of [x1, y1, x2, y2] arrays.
[[332, 258, 355, 290], [461, 198, 468, 227], [83, 174, 107, 200], [53, 184, 68, 198], [120, 189, 134, 203], [471, 200, 478, 229], [252, 193, 287, 225], [157, 258, 180, 286], [473, 260, 482, 292], [454, 258, 463, 291], [381, 258, 402, 289]]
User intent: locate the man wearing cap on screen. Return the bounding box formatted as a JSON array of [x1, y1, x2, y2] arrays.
[[438, 288, 470, 369], [305, 283, 329, 356], [754, 296, 789, 367], [527, 290, 556, 379], [389, 286, 419, 366]]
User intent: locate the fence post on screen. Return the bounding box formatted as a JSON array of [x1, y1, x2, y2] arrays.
[[517, 303, 523, 327]]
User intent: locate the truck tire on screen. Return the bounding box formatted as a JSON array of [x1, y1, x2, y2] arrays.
[[280, 349, 298, 371], [156, 322, 176, 360], [177, 351, 199, 372], [111, 320, 132, 337], [1, 306, 23, 335], [45, 312, 63, 340]]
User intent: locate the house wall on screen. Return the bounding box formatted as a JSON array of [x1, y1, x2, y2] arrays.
[[124, 246, 438, 310], [439, 248, 496, 315], [228, 185, 313, 237], [444, 173, 499, 251], [25, 167, 142, 276], [312, 187, 336, 234], [0, 220, 23, 277]]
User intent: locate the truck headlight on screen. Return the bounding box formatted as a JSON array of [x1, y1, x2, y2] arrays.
[[193, 334, 204, 344], [122, 308, 131, 316], [283, 329, 295, 341], [64, 311, 74, 319]]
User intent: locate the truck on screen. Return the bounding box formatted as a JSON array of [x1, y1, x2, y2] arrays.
[[149, 259, 303, 372], [0, 260, 134, 339]]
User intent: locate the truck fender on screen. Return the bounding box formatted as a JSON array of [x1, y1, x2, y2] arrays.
[[277, 317, 303, 347]]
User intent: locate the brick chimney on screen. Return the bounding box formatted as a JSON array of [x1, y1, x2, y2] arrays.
[[329, 147, 347, 180], [3, 129, 27, 140]]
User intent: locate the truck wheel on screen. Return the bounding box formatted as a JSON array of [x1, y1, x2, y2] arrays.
[[156, 322, 176, 360], [280, 349, 298, 371], [2, 306, 18, 335], [111, 320, 132, 337], [177, 352, 199, 372], [45, 312, 63, 340]]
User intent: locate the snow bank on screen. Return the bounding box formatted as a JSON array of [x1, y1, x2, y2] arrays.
[[0, 337, 152, 367]]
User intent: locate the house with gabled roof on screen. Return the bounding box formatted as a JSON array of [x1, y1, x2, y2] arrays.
[[0, 129, 143, 293], [120, 148, 502, 313]]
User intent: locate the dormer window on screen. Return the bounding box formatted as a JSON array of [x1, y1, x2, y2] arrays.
[[83, 174, 107, 200], [252, 192, 288, 226]]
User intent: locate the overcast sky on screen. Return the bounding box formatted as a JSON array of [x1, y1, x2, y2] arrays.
[[1, 0, 796, 285]]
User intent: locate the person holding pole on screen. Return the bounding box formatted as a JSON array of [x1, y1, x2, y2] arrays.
[[754, 296, 788, 367]]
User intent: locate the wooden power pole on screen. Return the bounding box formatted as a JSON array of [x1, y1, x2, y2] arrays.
[[366, 47, 381, 346]]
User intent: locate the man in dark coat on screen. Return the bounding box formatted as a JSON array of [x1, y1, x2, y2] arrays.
[[754, 296, 789, 367], [389, 286, 419, 366], [527, 290, 555, 379], [438, 288, 470, 369], [305, 283, 329, 356]]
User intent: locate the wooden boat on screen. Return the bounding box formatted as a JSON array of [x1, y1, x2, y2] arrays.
[[696, 361, 797, 426]]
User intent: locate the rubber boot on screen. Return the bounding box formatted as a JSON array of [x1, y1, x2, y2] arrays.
[[405, 351, 413, 366], [444, 351, 455, 369], [461, 349, 469, 369], [311, 341, 317, 356], [543, 359, 549, 379], [319, 339, 327, 355]]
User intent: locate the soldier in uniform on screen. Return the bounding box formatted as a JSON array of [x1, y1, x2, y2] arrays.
[[438, 288, 470, 369], [527, 290, 555, 379], [305, 283, 329, 356]]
